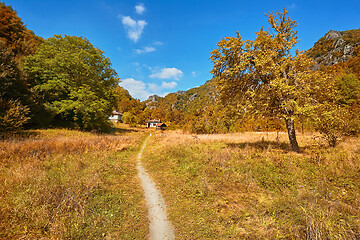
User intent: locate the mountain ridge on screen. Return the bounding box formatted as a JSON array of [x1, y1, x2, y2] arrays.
[[143, 28, 360, 107]]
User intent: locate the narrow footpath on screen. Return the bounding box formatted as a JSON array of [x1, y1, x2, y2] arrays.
[[137, 134, 175, 240]]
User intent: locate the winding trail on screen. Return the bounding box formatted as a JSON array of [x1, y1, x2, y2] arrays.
[[137, 134, 175, 240]]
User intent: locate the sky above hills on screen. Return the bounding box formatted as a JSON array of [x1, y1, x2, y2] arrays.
[[6, 0, 360, 100]]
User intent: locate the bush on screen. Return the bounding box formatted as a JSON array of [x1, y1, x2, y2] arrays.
[[313, 103, 350, 147], [0, 99, 30, 132]]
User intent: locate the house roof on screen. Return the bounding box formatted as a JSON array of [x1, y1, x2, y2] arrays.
[[112, 110, 123, 115], [146, 119, 161, 123], [155, 123, 166, 127]]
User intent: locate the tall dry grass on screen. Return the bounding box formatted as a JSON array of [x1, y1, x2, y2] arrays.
[[142, 131, 360, 239], [0, 128, 149, 239]]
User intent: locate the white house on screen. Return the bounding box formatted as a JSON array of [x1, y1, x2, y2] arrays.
[[109, 110, 123, 123], [146, 119, 161, 128]]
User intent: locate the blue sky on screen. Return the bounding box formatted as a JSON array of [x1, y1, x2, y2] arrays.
[[6, 0, 360, 100]]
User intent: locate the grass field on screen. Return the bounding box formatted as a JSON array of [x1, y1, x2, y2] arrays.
[[0, 126, 149, 239], [1, 128, 359, 239], [142, 131, 360, 239]]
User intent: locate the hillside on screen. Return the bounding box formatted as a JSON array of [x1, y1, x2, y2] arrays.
[[135, 28, 360, 134], [144, 79, 216, 113], [306, 29, 360, 70]]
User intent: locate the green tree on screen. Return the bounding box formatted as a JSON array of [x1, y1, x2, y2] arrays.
[[24, 35, 119, 131], [210, 9, 313, 152], [335, 73, 360, 106]]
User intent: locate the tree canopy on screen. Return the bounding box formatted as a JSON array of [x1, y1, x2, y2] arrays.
[[24, 35, 120, 131], [0, 2, 42, 131], [210, 9, 313, 152]]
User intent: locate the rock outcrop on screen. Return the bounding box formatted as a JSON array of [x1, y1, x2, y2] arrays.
[[308, 29, 360, 70]]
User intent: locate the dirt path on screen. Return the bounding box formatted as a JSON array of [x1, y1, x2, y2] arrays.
[[137, 134, 175, 240]]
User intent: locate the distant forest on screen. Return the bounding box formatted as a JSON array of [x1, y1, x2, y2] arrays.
[[1, 3, 359, 148]]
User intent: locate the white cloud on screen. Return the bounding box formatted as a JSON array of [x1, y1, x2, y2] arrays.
[[135, 3, 145, 15], [153, 41, 163, 46], [135, 46, 156, 54], [121, 16, 147, 42], [149, 67, 183, 80], [119, 78, 150, 101], [148, 81, 177, 93], [119, 78, 177, 101], [191, 71, 196, 77], [161, 81, 177, 89]]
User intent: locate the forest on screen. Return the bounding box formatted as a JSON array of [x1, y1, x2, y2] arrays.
[[1, 3, 359, 148]]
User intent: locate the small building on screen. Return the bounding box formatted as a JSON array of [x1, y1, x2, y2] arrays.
[[146, 119, 167, 130], [146, 119, 161, 128], [109, 110, 123, 123], [155, 122, 167, 130]]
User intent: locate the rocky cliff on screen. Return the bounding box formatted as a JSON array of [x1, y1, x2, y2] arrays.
[[307, 29, 360, 70]]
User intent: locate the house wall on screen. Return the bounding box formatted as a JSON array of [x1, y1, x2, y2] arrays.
[[109, 115, 121, 122], [147, 122, 159, 128]]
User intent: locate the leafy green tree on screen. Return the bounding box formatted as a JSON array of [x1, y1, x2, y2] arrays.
[[121, 112, 138, 126], [24, 35, 119, 131], [335, 73, 360, 106], [210, 9, 313, 152]]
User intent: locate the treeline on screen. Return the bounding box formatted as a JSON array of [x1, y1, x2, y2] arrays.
[[1, 3, 359, 146], [0, 2, 123, 132], [121, 11, 360, 150]]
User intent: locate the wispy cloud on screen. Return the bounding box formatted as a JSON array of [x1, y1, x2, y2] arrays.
[[161, 81, 177, 89], [149, 67, 183, 80], [149, 81, 177, 92], [288, 3, 296, 10], [135, 46, 156, 54], [191, 71, 196, 77], [119, 78, 177, 101], [119, 78, 150, 101], [135, 3, 145, 15], [121, 16, 147, 42]]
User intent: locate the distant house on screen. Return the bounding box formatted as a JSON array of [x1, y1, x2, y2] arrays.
[[146, 119, 167, 130], [146, 119, 161, 128], [109, 110, 123, 123], [155, 122, 167, 130]]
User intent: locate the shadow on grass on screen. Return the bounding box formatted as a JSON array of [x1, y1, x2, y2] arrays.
[[0, 130, 40, 141], [226, 140, 292, 152], [106, 127, 139, 135]]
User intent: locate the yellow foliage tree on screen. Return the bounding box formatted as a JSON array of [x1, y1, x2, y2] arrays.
[[210, 9, 313, 152]]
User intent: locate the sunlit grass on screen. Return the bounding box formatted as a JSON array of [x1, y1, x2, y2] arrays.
[[142, 131, 360, 239], [0, 128, 149, 239]]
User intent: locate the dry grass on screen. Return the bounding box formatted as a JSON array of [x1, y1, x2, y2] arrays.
[[142, 131, 360, 239], [0, 128, 149, 239]]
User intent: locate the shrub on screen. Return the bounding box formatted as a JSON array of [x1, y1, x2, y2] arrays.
[[0, 99, 30, 132]]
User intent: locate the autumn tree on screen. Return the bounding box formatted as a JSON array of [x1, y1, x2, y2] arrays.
[[210, 9, 313, 152], [24, 35, 119, 131], [0, 3, 42, 131], [0, 2, 42, 58], [309, 71, 360, 146]]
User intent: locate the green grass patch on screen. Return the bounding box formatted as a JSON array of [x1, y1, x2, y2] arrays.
[[142, 132, 360, 239]]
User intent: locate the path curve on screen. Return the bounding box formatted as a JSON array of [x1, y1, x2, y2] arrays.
[[137, 134, 175, 240]]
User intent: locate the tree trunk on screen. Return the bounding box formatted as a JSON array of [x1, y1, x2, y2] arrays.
[[285, 118, 300, 152]]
